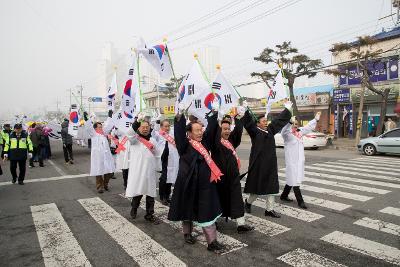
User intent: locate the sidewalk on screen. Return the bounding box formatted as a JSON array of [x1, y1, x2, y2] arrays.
[[330, 138, 358, 151]]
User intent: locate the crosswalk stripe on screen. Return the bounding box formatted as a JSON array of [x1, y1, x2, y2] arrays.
[[349, 159, 400, 168], [78, 197, 186, 266], [336, 160, 395, 171], [306, 166, 400, 182], [281, 181, 373, 202], [242, 194, 324, 222], [118, 193, 248, 255], [321, 231, 400, 265], [304, 171, 400, 189], [242, 180, 350, 211], [380, 207, 400, 217], [244, 213, 291, 237], [355, 157, 400, 164], [354, 217, 400, 237], [277, 248, 347, 267], [30, 203, 91, 267], [279, 173, 390, 195], [312, 163, 399, 177], [0, 173, 90, 187], [289, 193, 351, 211]]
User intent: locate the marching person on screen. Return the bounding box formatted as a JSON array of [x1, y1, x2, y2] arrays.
[[1, 124, 12, 159], [280, 112, 321, 209], [114, 127, 131, 190], [3, 124, 33, 185], [243, 101, 292, 218], [168, 104, 225, 253], [29, 123, 45, 168], [61, 119, 74, 164], [83, 112, 115, 193], [152, 119, 179, 206], [211, 107, 254, 233], [126, 115, 161, 224]]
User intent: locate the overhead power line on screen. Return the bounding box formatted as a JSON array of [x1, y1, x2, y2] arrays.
[[172, 0, 303, 50]]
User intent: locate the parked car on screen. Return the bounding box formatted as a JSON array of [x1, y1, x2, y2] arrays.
[[275, 130, 327, 149], [358, 128, 400, 156]]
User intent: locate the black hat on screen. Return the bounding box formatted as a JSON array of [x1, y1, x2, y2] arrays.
[[3, 124, 10, 127], [14, 123, 23, 129]]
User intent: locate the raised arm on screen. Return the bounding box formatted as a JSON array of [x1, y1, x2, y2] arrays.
[[229, 117, 244, 148], [280, 122, 292, 140], [267, 108, 292, 135], [103, 117, 115, 134], [84, 119, 96, 138], [299, 119, 317, 135], [242, 110, 258, 138], [203, 111, 219, 150], [174, 114, 189, 156]]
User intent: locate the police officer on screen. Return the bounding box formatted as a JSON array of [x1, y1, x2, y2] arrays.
[[3, 124, 33, 185], [1, 124, 12, 159]]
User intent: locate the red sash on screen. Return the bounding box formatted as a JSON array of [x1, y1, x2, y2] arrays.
[[138, 136, 154, 153], [220, 138, 241, 169], [107, 134, 119, 146], [291, 128, 303, 140], [115, 136, 128, 154], [188, 139, 223, 183], [159, 130, 176, 147]]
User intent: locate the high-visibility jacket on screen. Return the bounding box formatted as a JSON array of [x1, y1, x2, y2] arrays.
[[1, 130, 11, 146], [4, 131, 33, 160]]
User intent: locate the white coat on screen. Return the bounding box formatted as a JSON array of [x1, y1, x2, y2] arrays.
[[84, 118, 115, 176], [114, 128, 131, 171], [281, 119, 317, 186], [125, 128, 161, 198], [152, 129, 180, 184]]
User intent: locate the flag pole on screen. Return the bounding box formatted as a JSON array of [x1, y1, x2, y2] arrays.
[[163, 38, 179, 91], [219, 64, 257, 120], [136, 51, 143, 112]]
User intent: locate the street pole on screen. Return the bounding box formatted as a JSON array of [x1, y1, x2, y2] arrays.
[[80, 85, 83, 113]]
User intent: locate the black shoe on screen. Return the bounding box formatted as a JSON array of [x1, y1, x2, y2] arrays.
[[244, 199, 252, 213], [144, 214, 160, 225], [12, 178, 16, 184], [130, 208, 137, 219], [207, 240, 225, 253], [111, 175, 116, 179], [298, 202, 308, 209], [184, 234, 196, 244], [69, 160, 74, 165], [98, 189, 104, 194], [280, 196, 293, 202], [265, 210, 281, 218], [237, 225, 255, 234], [104, 186, 109, 191], [39, 164, 44, 167], [29, 165, 35, 168], [18, 181, 24, 185]]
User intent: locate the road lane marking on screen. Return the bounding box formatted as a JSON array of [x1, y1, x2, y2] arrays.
[[292, 194, 351, 211], [355, 157, 400, 164], [244, 213, 291, 237], [335, 161, 396, 171], [349, 159, 400, 168], [242, 193, 324, 222], [380, 207, 400, 217], [48, 159, 67, 176], [31, 203, 91, 267], [118, 194, 248, 255], [288, 182, 373, 202], [312, 163, 399, 177], [304, 171, 400, 189], [321, 231, 400, 265], [277, 248, 347, 267], [305, 166, 400, 182], [78, 197, 186, 266], [279, 173, 390, 195], [0, 173, 90, 187], [354, 217, 400, 236]]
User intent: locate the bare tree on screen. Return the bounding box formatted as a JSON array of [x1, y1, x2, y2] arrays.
[[252, 41, 323, 115], [326, 36, 391, 143]]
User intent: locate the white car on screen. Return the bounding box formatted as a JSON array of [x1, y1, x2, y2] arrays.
[[275, 130, 327, 149]]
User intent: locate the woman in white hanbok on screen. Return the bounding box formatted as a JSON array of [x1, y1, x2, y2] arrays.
[[280, 112, 321, 209]]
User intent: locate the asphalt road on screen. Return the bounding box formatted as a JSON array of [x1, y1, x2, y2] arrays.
[[0, 140, 399, 267]]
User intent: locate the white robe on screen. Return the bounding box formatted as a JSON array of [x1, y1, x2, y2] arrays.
[[125, 129, 161, 198], [152, 129, 180, 184], [115, 128, 131, 171], [85, 118, 115, 176], [281, 119, 317, 186]]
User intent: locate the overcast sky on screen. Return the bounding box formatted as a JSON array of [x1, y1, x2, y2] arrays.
[[0, 0, 396, 118]]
